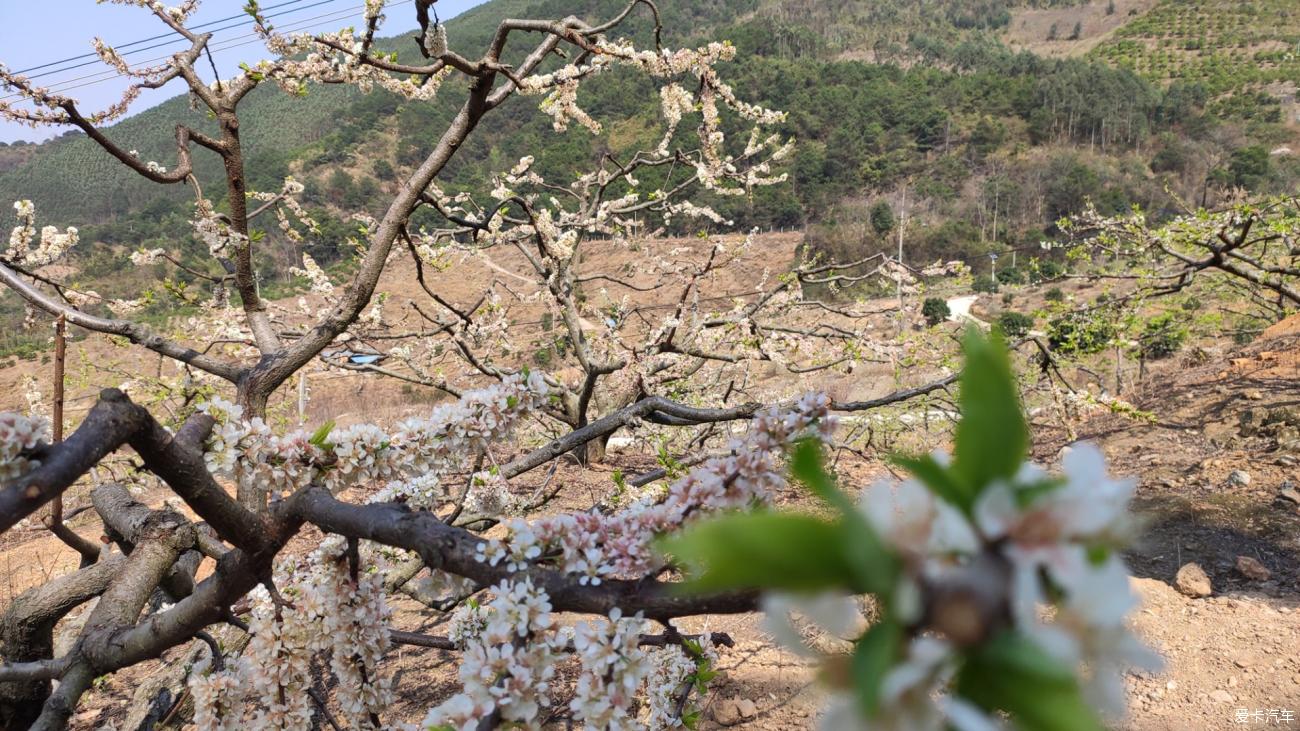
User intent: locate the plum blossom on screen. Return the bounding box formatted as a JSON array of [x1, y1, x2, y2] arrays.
[[201, 372, 548, 498], [571, 609, 651, 730], [5, 200, 78, 267], [424, 22, 449, 57], [189, 537, 392, 730], [643, 637, 717, 730], [971, 444, 1159, 713], [192, 199, 246, 259], [0, 411, 49, 482], [424, 578, 562, 729], [811, 443, 1158, 729], [130, 247, 167, 266], [250, 177, 317, 243], [290, 253, 334, 296], [463, 471, 524, 518], [447, 600, 488, 649], [473, 394, 835, 585]]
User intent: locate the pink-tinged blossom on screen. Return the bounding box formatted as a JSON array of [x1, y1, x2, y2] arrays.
[[0, 411, 49, 482], [473, 394, 834, 585], [189, 537, 392, 730]]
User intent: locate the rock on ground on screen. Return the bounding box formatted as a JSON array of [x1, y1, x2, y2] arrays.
[[1175, 562, 1213, 598], [1235, 556, 1272, 582]]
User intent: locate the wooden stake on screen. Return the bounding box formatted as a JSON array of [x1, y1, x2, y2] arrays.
[[45, 314, 98, 564], [51, 315, 65, 518], [298, 372, 308, 424]]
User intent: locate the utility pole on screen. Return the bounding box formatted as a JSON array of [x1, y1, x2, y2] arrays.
[[897, 185, 907, 333], [53, 315, 64, 443]]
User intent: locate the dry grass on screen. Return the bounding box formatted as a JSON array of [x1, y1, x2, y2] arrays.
[[1002, 0, 1159, 57]]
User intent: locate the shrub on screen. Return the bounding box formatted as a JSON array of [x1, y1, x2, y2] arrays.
[[1048, 311, 1117, 354], [996, 267, 1025, 285], [869, 201, 896, 235], [1140, 313, 1188, 359], [923, 297, 951, 326], [1045, 287, 1065, 303], [997, 311, 1035, 339], [1027, 259, 1065, 284], [1227, 145, 1270, 189], [1001, 292, 1015, 306], [973, 275, 1000, 294]]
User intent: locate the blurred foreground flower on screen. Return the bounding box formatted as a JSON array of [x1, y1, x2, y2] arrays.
[[664, 329, 1160, 731]]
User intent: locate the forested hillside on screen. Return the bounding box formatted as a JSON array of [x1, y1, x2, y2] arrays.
[[0, 0, 1297, 357]]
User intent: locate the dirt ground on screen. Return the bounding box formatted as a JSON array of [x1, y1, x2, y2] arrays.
[[1001, 0, 1160, 58], [3, 248, 1300, 728]]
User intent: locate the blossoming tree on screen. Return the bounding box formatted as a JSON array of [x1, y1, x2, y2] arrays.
[[332, 168, 936, 462], [1062, 195, 1300, 319], [0, 326, 1155, 730], [0, 2, 1157, 730], [0, 0, 799, 421]]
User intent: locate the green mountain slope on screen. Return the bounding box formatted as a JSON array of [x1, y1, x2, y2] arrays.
[[0, 0, 751, 224], [0, 0, 1297, 359], [0, 0, 1291, 227], [1092, 0, 1300, 121]]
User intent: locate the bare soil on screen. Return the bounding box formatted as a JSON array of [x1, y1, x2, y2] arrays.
[[1002, 0, 1160, 58], [3, 244, 1300, 729]]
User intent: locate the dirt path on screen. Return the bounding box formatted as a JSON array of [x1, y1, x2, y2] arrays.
[[945, 293, 980, 323]]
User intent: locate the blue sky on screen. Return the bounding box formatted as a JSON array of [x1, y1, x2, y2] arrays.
[[0, 0, 489, 143]]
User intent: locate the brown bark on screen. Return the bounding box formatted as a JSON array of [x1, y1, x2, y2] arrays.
[[0, 556, 124, 728]]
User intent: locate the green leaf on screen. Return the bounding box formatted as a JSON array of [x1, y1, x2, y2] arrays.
[[790, 440, 898, 594], [308, 419, 336, 448], [790, 439, 855, 514], [893, 453, 972, 511], [852, 619, 902, 716], [953, 328, 1028, 497], [956, 632, 1105, 731], [660, 513, 855, 593], [1013, 477, 1067, 508]]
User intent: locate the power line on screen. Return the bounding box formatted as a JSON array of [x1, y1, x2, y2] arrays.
[[33, 3, 367, 93], [18, 0, 346, 84], [2, 5, 355, 101], [11, 0, 314, 77], [1, 1, 411, 104]]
